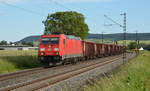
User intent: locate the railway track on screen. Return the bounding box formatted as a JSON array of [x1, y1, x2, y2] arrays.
[[0, 62, 75, 82], [0, 54, 124, 83], [0, 68, 44, 82], [0, 53, 133, 91]]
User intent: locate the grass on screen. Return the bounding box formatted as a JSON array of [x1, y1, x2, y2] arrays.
[[0, 50, 41, 74], [86, 39, 150, 46], [86, 39, 116, 44], [84, 51, 150, 91], [118, 40, 150, 45], [0, 50, 38, 56]]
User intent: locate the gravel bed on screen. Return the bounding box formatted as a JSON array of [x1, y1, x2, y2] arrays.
[[0, 53, 132, 89], [37, 53, 136, 91]]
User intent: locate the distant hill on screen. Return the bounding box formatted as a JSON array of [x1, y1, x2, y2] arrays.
[[18, 35, 40, 43], [88, 33, 150, 41], [18, 33, 150, 43]]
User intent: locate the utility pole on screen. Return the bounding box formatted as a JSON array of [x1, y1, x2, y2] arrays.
[[102, 32, 104, 43], [121, 13, 126, 64], [135, 30, 139, 54], [135, 30, 138, 50], [104, 12, 127, 64], [136, 30, 138, 42]]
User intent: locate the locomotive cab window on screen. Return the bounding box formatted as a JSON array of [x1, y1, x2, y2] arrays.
[[41, 37, 59, 44]]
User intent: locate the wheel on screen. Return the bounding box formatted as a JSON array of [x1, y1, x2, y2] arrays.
[[71, 58, 77, 65]]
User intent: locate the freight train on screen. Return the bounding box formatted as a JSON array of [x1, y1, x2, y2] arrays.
[[38, 34, 125, 67]]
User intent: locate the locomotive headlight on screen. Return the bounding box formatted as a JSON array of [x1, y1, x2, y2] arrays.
[[41, 52, 44, 55], [40, 48, 45, 51], [54, 48, 59, 51]]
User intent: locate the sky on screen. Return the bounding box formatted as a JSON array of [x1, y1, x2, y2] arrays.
[[0, 0, 149, 42]]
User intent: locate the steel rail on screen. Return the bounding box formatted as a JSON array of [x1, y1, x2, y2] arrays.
[[28, 56, 124, 91], [0, 67, 44, 81]]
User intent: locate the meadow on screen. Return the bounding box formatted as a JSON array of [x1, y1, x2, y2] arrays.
[[84, 51, 150, 91], [0, 50, 38, 56], [86, 39, 115, 44], [87, 39, 150, 46], [118, 40, 150, 45], [0, 50, 40, 74]]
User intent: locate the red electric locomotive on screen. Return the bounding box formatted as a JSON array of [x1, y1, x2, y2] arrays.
[[38, 34, 125, 67], [38, 34, 83, 66]]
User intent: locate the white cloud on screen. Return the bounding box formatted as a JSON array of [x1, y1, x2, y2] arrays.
[[54, 0, 112, 3], [0, 0, 24, 4], [0, 0, 112, 4]]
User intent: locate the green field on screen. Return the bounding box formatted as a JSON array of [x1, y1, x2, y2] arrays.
[[0, 50, 38, 56], [0, 50, 40, 74], [84, 51, 150, 91], [86, 39, 150, 45], [86, 39, 115, 44], [118, 40, 150, 45]]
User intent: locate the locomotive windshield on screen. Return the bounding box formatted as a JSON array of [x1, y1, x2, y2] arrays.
[[41, 37, 59, 44]]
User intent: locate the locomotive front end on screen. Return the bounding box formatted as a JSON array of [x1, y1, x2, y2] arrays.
[[38, 35, 62, 66]]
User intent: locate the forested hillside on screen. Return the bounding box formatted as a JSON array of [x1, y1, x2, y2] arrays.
[[18, 33, 150, 43]]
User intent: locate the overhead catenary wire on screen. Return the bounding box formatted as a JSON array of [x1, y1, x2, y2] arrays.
[[49, 0, 99, 24], [104, 15, 123, 27], [49, 0, 71, 11], [1, 0, 102, 34], [0, 1, 44, 16], [49, 0, 87, 14], [49, 0, 91, 12], [104, 13, 127, 64]]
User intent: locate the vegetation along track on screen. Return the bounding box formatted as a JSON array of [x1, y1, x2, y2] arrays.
[[0, 53, 133, 91]]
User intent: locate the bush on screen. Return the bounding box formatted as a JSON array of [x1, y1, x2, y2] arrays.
[[128, 42, 137, 50]]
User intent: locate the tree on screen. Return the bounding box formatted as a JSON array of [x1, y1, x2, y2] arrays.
[[22, 42, 34, 47], [139, 43, 147, 49], [43, 11, 89, 40], [9, 42, 14, 45], [139, 43, 150, 51], [0, 40, 7, 45], [146, 44, 150, 51], [128, 42, 137, 50]]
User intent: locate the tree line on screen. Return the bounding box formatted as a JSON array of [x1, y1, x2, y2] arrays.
[[0, 40, 34, 47], [0, 40, 8, 45], [127, 42, 150, 51]]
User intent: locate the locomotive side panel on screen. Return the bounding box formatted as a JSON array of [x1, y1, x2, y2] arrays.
[[63, 38, 83, 59]]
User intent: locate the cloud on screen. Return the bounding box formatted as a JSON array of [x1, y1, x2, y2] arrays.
[[54, 0, 112, 3], [0, 0, 112, 4], [0, 0, 24, 4]]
